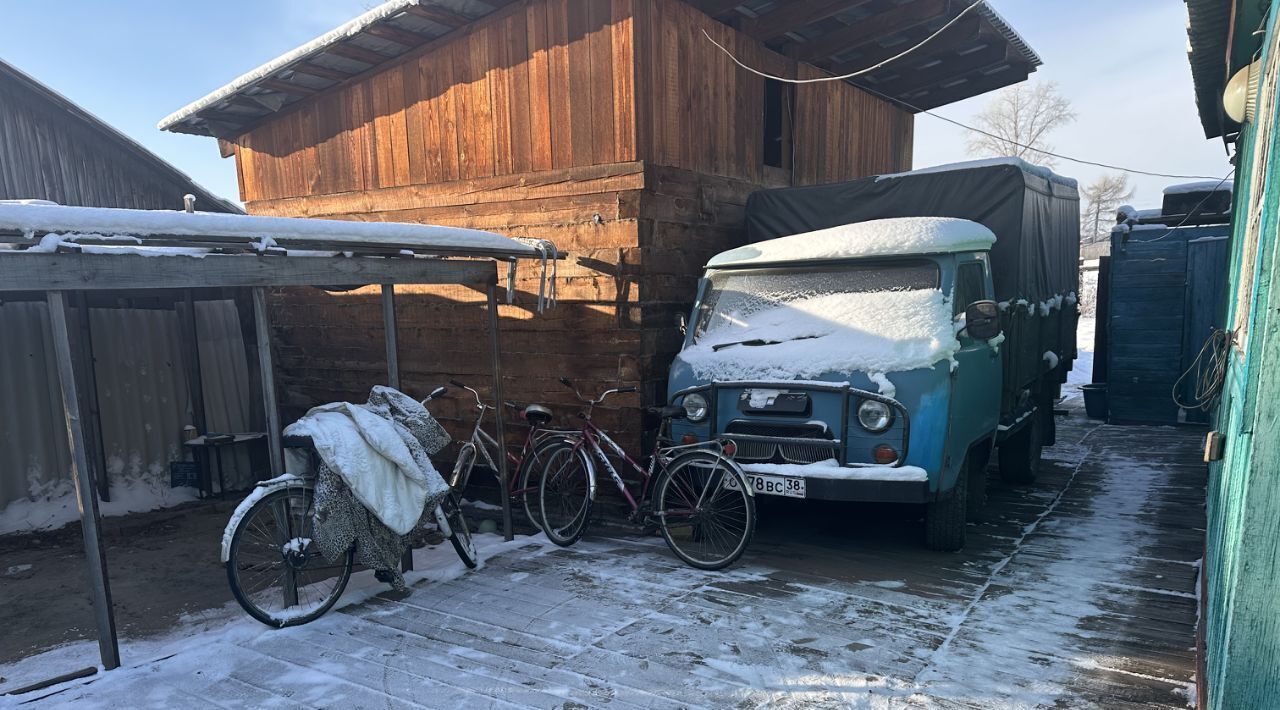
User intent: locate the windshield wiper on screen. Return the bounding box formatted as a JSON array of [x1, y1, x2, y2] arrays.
[[712, 334, 820, 351]]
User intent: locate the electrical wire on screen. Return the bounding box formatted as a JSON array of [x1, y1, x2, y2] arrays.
[[1173, 328, 1233, 411], [700, 0, 988, 85], [1129, 170, 1235, 242], [700, 4, 1226, 181]]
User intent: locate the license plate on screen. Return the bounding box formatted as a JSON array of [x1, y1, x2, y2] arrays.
[[726, 473, 806, 498]]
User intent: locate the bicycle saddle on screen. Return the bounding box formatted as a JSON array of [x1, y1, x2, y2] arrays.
[[522, 404, 553, 425]]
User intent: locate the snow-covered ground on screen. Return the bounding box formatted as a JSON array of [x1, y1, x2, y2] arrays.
[[1062, 316, 1096, 403], [1, 412, 1203, 709], [0, 480, 200, 536]]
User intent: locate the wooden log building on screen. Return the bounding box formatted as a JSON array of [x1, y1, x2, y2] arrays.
[[161, 0, 1041, 450]]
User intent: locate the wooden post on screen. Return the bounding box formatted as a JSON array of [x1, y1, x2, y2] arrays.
[[381, 285, 400, 389], [46, 291, 120, 670], [487, 282, 513, 541], [252, 287, 283, 477], [69, 292, 110, 502], [177, 291, 211, 493], [383, 284, 413, 572]]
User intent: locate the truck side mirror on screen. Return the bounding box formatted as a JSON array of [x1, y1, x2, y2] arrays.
[[965, 300, 1001, 340], [675, 312, 688, 336]]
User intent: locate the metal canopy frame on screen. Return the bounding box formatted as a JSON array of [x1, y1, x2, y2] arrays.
[[0, 245, 522, 677]]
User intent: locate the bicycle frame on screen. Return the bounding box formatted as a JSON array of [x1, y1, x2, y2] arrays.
[[451, 382, 575, 496]]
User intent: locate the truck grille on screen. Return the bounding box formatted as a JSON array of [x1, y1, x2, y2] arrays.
[[722, 421, 836, 464]]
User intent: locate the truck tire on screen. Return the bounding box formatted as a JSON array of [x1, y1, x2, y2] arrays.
[[998, 409, 1044, 485], [965, 455, 987, 521], [925, 464, 968, 552]]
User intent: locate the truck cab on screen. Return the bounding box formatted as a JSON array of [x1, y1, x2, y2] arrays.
[[667, 217, 1005, 550]]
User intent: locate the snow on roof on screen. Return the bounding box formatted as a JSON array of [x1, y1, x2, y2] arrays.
[[0, 202, 536, 257], [874, 156, 1078, 188], [707, 217, 996, 269], [158, 0, 421, 133], [679, 288, 960, 380], [1163, 180, 1233, 195]]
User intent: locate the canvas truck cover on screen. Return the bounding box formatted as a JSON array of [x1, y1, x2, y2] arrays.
[[742, 158, 1081, 417]]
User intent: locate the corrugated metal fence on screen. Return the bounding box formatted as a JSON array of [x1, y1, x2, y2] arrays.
[[0, 300, 256, 513]]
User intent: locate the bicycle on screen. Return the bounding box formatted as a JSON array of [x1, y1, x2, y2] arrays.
[[444, 378, 579, 531], [221, 386, 478, 628], [538, 378, 756, 570]]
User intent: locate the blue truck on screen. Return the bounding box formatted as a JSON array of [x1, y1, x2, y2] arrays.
[[666, 159, 1080, 550]]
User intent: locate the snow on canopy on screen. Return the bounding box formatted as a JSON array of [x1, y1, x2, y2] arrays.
[[874, 156, 1079, 187], [679, 288, 959, 381], [1163, 180, 1233, 195], [707, 217, 996, 269], [0, 202, 534, 256]]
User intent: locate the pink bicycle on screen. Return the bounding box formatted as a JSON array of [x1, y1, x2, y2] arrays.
[[538, 378, 756, 570]]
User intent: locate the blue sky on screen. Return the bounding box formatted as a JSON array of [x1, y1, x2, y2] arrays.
[[2, 1, 1230, 208]]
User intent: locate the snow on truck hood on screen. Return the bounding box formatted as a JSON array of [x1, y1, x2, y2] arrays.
[[680, 288, 960, 382], [707, 217, 995, 268]]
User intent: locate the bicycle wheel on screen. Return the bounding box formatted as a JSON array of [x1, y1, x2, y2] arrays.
[[517, 435, 576, 532], [438, 493, 479, 569], [538, 444, 594, 546], [449, 442, 477, 494], [654, 452, 755, 571], [226, 485, 353, 628]]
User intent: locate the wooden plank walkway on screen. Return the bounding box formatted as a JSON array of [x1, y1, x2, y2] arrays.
[[13, 408, 1204, 708]]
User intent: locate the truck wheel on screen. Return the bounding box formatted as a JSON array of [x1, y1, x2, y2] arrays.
[[965, 456, 987, 521], [998, 410, 1044, 485], [925, 464, 967, 552]]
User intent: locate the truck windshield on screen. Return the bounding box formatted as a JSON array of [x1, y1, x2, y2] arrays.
[[693, 261, 940, 344]]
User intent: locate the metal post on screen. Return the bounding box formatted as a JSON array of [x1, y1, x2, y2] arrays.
[[383, 284, 413, 572], [487, 282, 513, 541], [47, 291, 120, 670], [252, 287, 284, 477]]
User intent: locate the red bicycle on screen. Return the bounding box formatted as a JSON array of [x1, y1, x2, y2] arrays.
[[443, 379, 578, 530], [538, 378, 756, 570]]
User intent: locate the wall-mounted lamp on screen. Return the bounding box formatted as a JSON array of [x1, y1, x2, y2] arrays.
[[1223, 59, 1262, 124]]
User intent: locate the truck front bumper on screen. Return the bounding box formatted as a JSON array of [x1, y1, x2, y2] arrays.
[[803, 477, 931, 504]]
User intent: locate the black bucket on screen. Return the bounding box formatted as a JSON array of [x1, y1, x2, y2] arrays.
[[1082, 384, 1108, 420]]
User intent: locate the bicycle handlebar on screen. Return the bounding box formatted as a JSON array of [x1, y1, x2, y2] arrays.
[[559, 378, 639, 406], [449, 379, 466, 389]]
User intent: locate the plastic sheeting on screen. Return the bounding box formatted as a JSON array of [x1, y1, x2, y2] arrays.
[[0, 300, 256, 513]]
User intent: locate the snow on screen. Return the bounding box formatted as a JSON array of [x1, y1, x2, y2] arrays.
[[1164, 180, 1232, 195], [0, 478, 201, 537], [746, 389, 784, 408], [874, 156, 1079, 188], [158, 0, 423, 132], [681, 288, 960, 381], [868, 372, 897, 399], [1061, 316, 1096, 403], [1043, 351, 1060, 369], [741, 459, 928, 482], [0, 202, 536, 256], [706, 217, 996, 268]]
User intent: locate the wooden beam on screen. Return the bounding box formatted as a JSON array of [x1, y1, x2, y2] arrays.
[[69, 292, 109, 503], [793, 0, 950, 63], [740, 0, 873, 43], [364, 23, 432, 48], [290, 63, 355, 82], [0, 253, 498, 292], [257, 79, 317, 97], [251, 288, 284, 478], [47, 290, 120, 671], [325, 42, 392, 66], [822, 16, 982, 76], [404, 4, 472, 27], [688, 0, 746, 20], [870, 44, 1011, 97]]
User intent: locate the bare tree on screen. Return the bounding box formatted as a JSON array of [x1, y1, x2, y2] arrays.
[[966, 81, 1076, 167], [1080, 173, 1136, 242]]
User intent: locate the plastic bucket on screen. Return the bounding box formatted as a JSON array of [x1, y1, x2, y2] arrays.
[[1082, 383, 1108, 420]]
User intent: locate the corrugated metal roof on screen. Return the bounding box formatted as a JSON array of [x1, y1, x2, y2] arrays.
[[159, 0, 1043, 138], [1185, 0, 1236, 139]]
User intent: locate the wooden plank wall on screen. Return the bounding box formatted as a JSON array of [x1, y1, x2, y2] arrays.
[[0, 76, 236, 211], [633, 0, 914, 186], [236, 0, 637, 204]]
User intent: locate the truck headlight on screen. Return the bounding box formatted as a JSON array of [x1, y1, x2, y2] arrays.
[[857, 400, 893, 433], [683, 393, 709, 422]]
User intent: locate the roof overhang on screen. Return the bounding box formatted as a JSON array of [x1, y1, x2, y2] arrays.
[[160, 0, 1041, 140], [1185, 0, 1270, 140]]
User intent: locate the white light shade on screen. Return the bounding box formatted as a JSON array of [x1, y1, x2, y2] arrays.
[[1224, 60, 1261, 124]]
